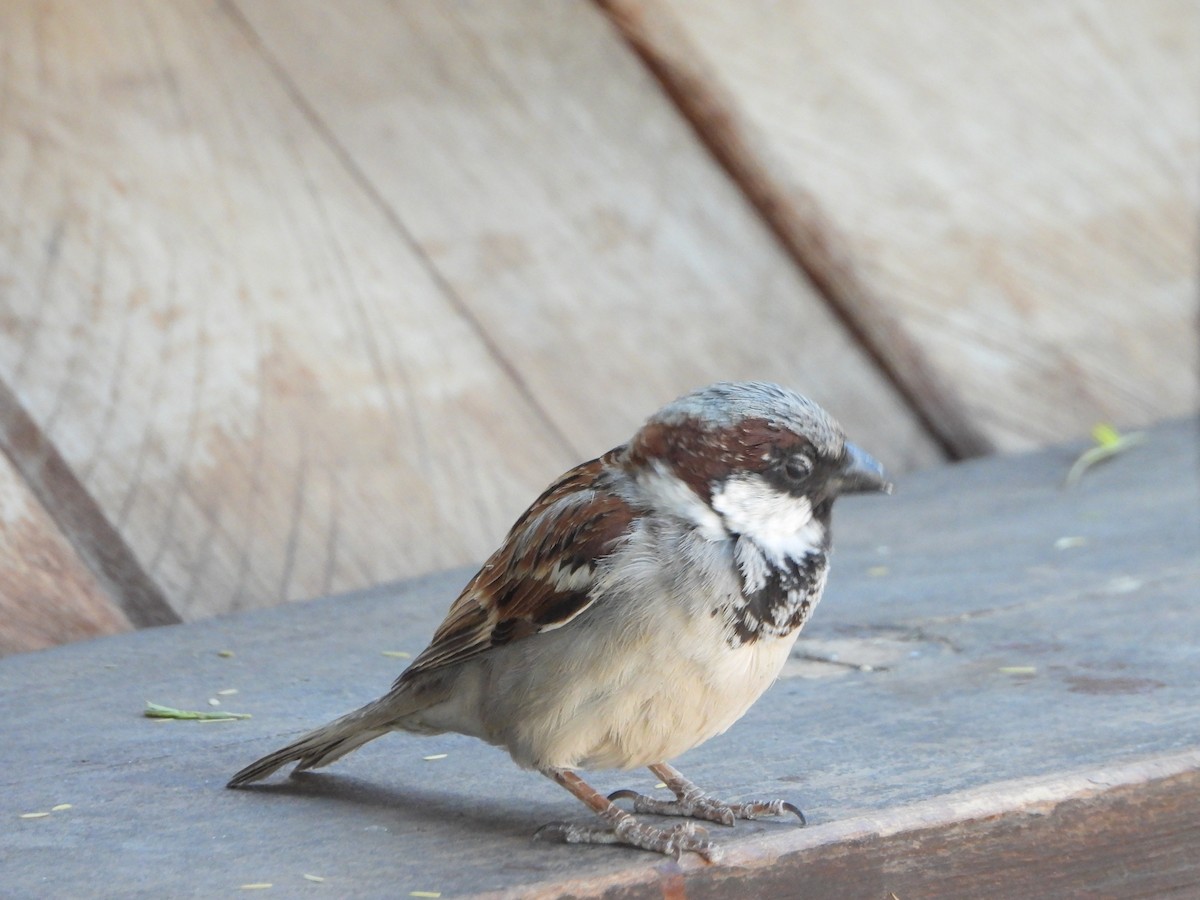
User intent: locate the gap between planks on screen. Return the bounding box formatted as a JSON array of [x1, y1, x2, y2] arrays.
[[218, 0, 581, 463], [594, 0, 990, 460], [0, 377, 179, 628]]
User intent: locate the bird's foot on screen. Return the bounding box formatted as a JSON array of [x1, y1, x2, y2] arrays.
[[535, 817, 721, 862], [609, 788, 805, 826], [609, 763, 806, 826]]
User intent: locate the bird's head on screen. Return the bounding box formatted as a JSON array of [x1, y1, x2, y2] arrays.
[[620, 382, 892, 557]]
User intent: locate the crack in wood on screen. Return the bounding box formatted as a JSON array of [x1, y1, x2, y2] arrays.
[[220, 0, 581, 463]]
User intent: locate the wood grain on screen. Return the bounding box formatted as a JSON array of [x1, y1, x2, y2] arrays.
[[0, 0, 574, 623], [602, 0, 1200, 453], [231, 0, 940, 472]]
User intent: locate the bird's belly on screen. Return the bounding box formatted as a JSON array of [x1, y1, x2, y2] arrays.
[[485, 608, 800, 771], [582, 635, 796, 770]]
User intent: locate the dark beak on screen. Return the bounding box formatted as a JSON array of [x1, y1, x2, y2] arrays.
[[836, 442, 893, 496]]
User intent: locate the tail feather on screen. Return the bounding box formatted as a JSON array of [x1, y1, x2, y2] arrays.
[[227, 698, 398, 788]]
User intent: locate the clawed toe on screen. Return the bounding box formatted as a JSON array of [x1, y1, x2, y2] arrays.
[[636, 763, 807, 827], [535, 817, 721, 861], [608, 787, 734, 825], [727, 797, 807, 825], [606, 788, 641, 804], [540, 765, 799, 862], [608, 785, 806, 828], [779, 800, 806, 825]]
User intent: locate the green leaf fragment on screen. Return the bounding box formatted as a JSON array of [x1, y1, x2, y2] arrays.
[[1091, 423, 1122, 447], [143, 701, 250, 720], [1064, 425, 1145, 488]]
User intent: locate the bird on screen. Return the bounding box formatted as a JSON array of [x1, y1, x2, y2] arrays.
[[227, 381, 892, 860]]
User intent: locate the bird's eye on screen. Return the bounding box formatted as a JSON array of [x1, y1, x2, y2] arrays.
[[782, 452, 814, 483]]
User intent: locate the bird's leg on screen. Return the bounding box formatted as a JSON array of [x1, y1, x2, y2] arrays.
[[534, 767, 722, 861], [608, 762, 806, 827]]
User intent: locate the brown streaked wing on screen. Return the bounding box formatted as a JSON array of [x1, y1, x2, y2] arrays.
[[395, 455, 636, 682]]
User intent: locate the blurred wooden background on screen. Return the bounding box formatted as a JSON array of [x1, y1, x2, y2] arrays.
[[1, 0, 1195, 655]]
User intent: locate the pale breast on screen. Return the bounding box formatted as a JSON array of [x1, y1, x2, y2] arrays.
[[571, 617, 800, 770], [473, 522, 804, 771]]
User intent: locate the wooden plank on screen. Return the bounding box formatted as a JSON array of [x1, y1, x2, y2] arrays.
[[0, 418, 1196, 896], [515, 757, 1200, 899], [0, 0, 574, 623], [601, 0, 1200, 453], [0, 434, 130, 655], [231, 0, 942, 470]]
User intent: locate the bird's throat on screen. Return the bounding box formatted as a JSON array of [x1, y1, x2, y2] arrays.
[[723, 538, 829, 647]]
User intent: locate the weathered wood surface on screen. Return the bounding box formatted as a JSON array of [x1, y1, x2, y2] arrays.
[[231, 0, 936, 461], [2, 419, 1196, 898], [0, 0, 936, 639], [602, 0, 1200, 455]]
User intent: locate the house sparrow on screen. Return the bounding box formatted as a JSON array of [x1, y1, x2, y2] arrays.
[[228, 382, 892, 860]]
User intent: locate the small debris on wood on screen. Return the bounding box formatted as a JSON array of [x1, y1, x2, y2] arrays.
[[998, 666, 1037, 676], [240, 884, 272, 891], [217, 689, 239, 696], [1106, 576, 1142, 594], [1054, 536, 1088, 550], [302, 874, 325, 883], [19, 804, 71, 819], [422, 754, 448, 761], [382, 651, 412, 659], [143, 701, 250, 721], [792, 651, 885, 673], [217, 650, 235, 658]]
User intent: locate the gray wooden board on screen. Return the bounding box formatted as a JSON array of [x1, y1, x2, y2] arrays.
[[1, 420, 1197, 898]]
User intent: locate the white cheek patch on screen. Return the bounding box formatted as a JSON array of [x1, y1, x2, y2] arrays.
[[711, 475, 825, 563], [637, 463, 729, 541]]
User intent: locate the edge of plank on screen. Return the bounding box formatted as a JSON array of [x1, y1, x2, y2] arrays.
[[490, 748, 1200, 899]]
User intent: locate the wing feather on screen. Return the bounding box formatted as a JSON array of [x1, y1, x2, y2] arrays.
[[397, 456, 635, 683]]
